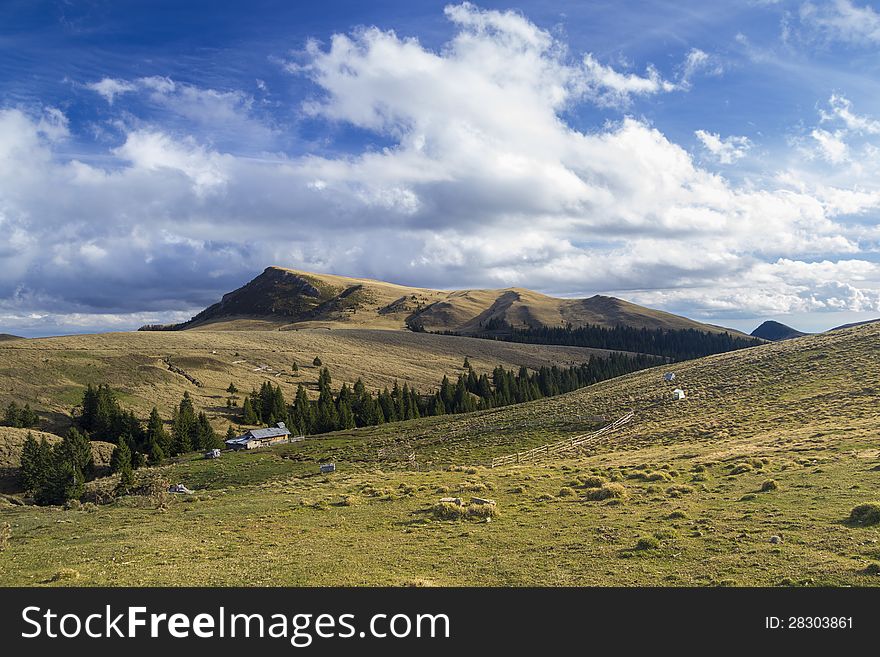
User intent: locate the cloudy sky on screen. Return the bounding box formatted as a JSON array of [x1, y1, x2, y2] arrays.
[[2, 0, 880, 337]]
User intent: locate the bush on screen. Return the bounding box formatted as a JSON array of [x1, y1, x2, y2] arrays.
[[0, 522, 10, 551], [760, 479, 779, 492], [667, 510, 688, 520], [578, 475, 606, 487], [849, 503, 880, 526], [635, 536, 660, 550], [666, 485, 694, 497], [729, 463, 753, 475], [557, 486, 577, 497], [629, 470, 671, 482], [584, 482, 627, 501], [466, 503, 497, 520]]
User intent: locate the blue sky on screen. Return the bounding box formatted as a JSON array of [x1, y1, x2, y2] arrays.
[[2, 0, 880, 336]]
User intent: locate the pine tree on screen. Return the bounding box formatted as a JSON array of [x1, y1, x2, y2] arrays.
[[58, 427, 94, 481], [146, 407, 171, 455], [225, 425, 237, 442], [196, 412, 221, 450], [291, 362, 299, 374], [112, 440, 134, 495], [109, 439, 131, 474], [19, 433, 46, 493], [147, 438, 165, 465], [241, 396, 259, 425], [227, 383, 238, 395], [313, 356, 322, 367]]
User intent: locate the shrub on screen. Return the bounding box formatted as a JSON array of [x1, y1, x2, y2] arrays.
[[435, 486, 450, 494], [761, 479, 779, 492], [667, 510, 688, 520], [635, 536, 660, 550], [557, 486, 577, 497], [584, 482, 627, 501], [339, 495, 359, 506], [730, 463, 753, 475], [666, 485, 694, 497], [466, 503, 497, 520], [849, 503, 880, 526], [509, 485, 526, 494], [578, 475, 606, 488], [0, 522, 10, 551], [49, 568, 80, 582]]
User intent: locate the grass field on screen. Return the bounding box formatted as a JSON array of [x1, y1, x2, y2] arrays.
[[0, 328, 620, 435], [1, 323, 878, 586]]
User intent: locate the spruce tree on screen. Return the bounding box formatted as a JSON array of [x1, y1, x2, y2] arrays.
[[313, 356, 322, 367], [58, 427, 95, 481], [241, 396, 259, 425], [146, 407, 170, 455], [19, 432, 45, 493]]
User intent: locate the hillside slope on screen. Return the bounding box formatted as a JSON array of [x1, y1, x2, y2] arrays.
[[2, 324, 878, 587], [0, 328, 622, 435], [168, 266, 742, 335]]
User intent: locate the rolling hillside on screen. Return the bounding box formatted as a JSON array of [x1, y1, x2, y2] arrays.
[[0, 328, 623, 435], [1, 323, 878, 586], [164, 266, 743, 335]]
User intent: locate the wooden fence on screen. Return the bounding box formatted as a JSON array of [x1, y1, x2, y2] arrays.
[[489, 411, 635, 468]]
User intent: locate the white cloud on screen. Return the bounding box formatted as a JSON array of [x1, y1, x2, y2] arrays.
[[821, 93, 880, 134], [87, 77, 137, 104], [3, 3, 880, 334], [678, 48, 724, 89], [810, 128, 849, 163], [695, 130, 751, 164], [581, 54, 677, 106], [799, 0, 880, 44]]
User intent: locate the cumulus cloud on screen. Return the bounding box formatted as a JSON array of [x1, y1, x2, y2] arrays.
[[3, 3, 880, 335], [695, 130, 751, 164]]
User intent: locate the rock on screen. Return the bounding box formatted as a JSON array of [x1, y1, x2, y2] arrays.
[[439, 497, 463, 505], [769, 535, 783, 544], [471, 497, 496, 505]]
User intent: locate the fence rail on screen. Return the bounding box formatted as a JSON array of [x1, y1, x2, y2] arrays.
[[489, 411, 634, 468]]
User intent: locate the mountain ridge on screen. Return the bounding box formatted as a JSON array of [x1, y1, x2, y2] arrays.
[[153, 266, 749, 337]]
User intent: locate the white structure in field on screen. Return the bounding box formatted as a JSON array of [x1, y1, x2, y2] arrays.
[[672, 388, 686, 400]]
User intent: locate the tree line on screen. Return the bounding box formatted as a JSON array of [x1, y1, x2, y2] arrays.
[[17, 351, 654, 505], [275, 352, 657, 436], [447, 319, 762, 361], [2, 401, 40, 428]]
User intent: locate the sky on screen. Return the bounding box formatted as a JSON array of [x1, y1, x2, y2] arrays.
[[2, 0, 880, 337]]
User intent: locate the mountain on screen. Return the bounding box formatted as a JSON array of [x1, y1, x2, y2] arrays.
[[160, 266, 744, 336], [0, 334, 23, 341], [829, 318, 880, 332], [750, 320, 806, 341]]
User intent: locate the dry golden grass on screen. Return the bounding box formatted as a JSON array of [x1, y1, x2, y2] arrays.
[[0, 328, 618, 436]]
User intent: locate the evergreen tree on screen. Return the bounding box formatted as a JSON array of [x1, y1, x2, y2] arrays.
[[241, 396, 259, 425], [112, 440, 134, 495], [147, 438, 165, 465], [109, 439, 131, 474], [226, 383, 238, 395], [58, 427, 94, 481], [19, 433, 48, 493], [196, 412, 221, 450], [291, 362, 299, 374], [146, 407, 170, 455], [313, 356, 322, 367], [225, 425, 237, 442]]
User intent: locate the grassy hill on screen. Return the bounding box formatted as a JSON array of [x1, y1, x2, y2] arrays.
[[1, 324, 878, 586], [0, 426, 114, 494], [0, 328, 620, 435], [167, 266, 742, 335]]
